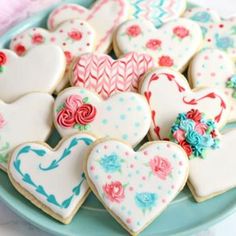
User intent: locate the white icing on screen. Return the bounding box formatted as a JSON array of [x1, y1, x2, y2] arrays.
[[189, 48, 236, 122], [54, 88, 151, 147], [9, 133, 95, 219], [114, 18, 203, 72], [0, 45, 65, 102], [189, 129, 236, 198], [86, 140, 189, 234], [0, 93, 54, 171], [139, 68, 230, 140]]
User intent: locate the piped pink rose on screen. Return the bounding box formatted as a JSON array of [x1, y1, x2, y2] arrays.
[[103, 181, 125, 203]]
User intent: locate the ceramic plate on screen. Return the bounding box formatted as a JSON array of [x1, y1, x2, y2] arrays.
[[0, 1, 236, 235]]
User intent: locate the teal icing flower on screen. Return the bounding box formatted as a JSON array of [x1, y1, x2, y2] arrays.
[[191, 11, 212, 23], [212, 139, 220, 149], [200, 135, 214, 148], [135, 192, 157, 210], [226, 75, 236, 99], [205, 120, 216, 130], [99, 153, 122, 173], [177, 113, 187, 121], [186, 130, 202, 146], [179, 119, 195, 132], [171, 124, 180, 133], [215, 33, 234, 51], [192, 145, 204, 158]]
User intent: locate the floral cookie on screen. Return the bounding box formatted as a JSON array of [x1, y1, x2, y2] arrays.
[[54, 88, 151, 147], [10, 19, 95, 93], [85, 139, 189, 235], [0, 45, 66, 102], [130, 0, 186, 27], [189, 48, 236, 122], [8, 133, 95, 224], [70, 52, 154, 99], [113, 18, 202, 72], [139, 68, 230, 141], [184, 7, 236, 59], [47, 0, 129, 53], [0, 93, 54, 171]]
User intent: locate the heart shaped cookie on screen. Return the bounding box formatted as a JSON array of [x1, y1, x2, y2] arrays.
[[188, 129, 236, 202], [70, 52, 154, 99], [8, 133, 95, 224], [184, 7, 236, 59], [0, 93, 53, 171], [113, 18, 203, 72], [0, 45, 66, 102], [130, 0, 186, 27], [47, 0, 129, 53], [189, 48, 236, 122], [54, 88, 151, 147], [85, 139, 189, 235], [139, 68, 230, 140]]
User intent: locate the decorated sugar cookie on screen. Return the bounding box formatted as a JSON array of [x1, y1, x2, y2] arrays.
[[47, 0, 129, 53], [139, 68, 230, 141], [85, 139, 189, 235], [189, 48, 236, 122], [0, 93, 53, 171], [188, 129, 236, 202], [70, 52, 154, 99], [0, 45, 66, 102], [114, 18, 202, 72], [54, 88, 151, 147], [8, 133, 95, 224], [184, 7, 236, 59], [10, 19, 95, 93], [130, 0, 186, 27]]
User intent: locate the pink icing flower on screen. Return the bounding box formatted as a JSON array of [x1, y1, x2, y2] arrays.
[[173, 129, 185, 142], [68, 30, 82, 41], [57, 107, 75, 128], [158, 56, 174, 67], [32, 33, 44, 44], [173, 26, 189, 39], [146, 39, 162, 50], [149, 156, 172, 180], [65, 95, 83, 112], [126, 25, 141, 37], [103, 181, 125, 203], [195, 122, 208, 135], [75, 104, 96, 125], [186, 109, 202, 122], [0, 52, 7, 66], [0, 113, 6, 128], [14, 44, 26, 56]]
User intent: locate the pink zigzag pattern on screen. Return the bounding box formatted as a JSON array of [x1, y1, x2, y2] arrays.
[[72, 52, 154, 99]]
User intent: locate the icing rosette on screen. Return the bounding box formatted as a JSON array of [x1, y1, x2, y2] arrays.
[[0, 51, 7, 72], [226, 75, 236, 99], [170, 109, 220, 158]]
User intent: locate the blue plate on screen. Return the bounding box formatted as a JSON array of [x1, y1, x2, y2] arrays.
[[0, 1, 236, 235]]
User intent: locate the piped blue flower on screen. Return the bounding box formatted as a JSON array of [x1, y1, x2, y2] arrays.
[[99, 153, 122, 173], [135, 192, 157, 210]]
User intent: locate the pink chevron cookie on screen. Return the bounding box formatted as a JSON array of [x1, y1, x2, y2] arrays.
[[47, 0, 129, 53], [70, 52, 154, 99]]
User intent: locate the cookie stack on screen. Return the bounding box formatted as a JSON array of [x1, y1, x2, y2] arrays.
[[0, 1, 236, 235]]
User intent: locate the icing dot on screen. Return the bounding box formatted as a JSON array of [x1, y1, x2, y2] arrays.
[[143, 151, 148, 156], [104, 145, 108, 150], [116, 145, 119, 149], [172, 154, 177, 159], [70, 19, 74, 23], [115, 125, 119, 129], [95, 175, 99, 180], [139, 183, 143, 188], [59, 29, 64, 33], [137, 222, 140, 226], [120, 114, 126, 120], [134, 122, 140, 127], [126, 218, 132, 224], [171, 185, 175, 189], [219, 24, 224, 28], [166, 144, 170, 148], [80, 22, 84, 26], [130, 96, 135, 101], [128, 173, 132, 178], [129, 186, 133, 191], [207, 38, 212, 42], [50, 37, 56, 42], [128, 107, 132, 111], [90, 166, 95, 171], [87, 43, 90, 47], [204, 56, 209, 60], [33, 28, 36, 31], [136, 170, 140, 175], [142, 176, 146, 180], [197, 72, 202, 77], [106, 105, 112, 111], [210, 72, 216, 77], [127, 211, 132, 216], [162, 199, 166, 203], [130, 164, 134, 168], [119, 97, 125, 102], [158, 186, 162, 190], [87, 31, 91, 35], [62, 42, 66, 46], [122, 134, 128, 140], [121, 206, 126, 210], [136, 105, 142, 111], [179, 161, 183, 166], [107, 175, 111, 179], [79, 48, 82, 51], [125, 152, 129, 156], [96, 149, 100, 153], [102, 119, 108, 125]]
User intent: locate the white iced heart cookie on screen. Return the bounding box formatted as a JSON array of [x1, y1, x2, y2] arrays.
[[0, 93, 53, 171], [114, 18, 202, 72], [85, 139, 189, 235], [139, 68, 230, 140], [47, 0, 129, 53], [189, 48, 236, 122], [8, 133, 95, 224], [188, 129, 236, 202], [184, 7, 236, 59], [0, 45, 66, 102], [54, 88, 151, 147], [130, 0, 186, 27]]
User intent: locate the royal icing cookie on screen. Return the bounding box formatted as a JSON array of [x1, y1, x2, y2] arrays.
[[47, 0, 129, 53], [10, 19, 95, 93], [70, 52, 154, 99], [113, 18, 203, 72], [188, 129, 236, 202], [139, 68, 230, 141], [184, 7, 236, 59], [189, 48, 236, 122], [85, 139, 189, 235], [0, 45, 66, 102], [8, 133, 95, 224], [130, 0, 186, 27], [0, 93, 53, 171], [54, 88, 151, 147]]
